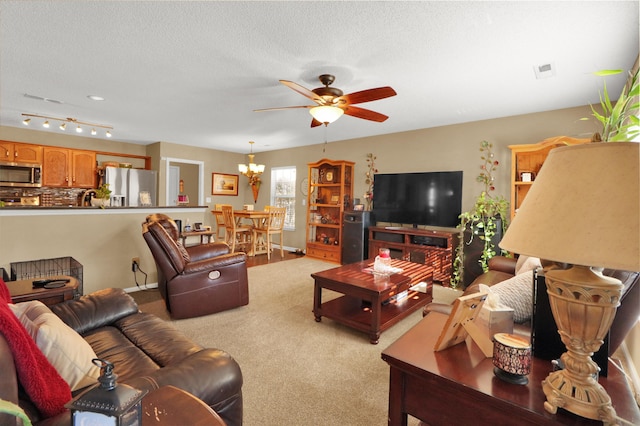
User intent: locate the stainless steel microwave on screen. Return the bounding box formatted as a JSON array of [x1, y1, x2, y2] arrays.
[[0, 162, 42, 187]]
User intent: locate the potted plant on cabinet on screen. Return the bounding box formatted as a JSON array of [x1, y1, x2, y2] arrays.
[[590, 65, 639, 142], [447, 140, 510, 293], [91, 183, 112, 208]]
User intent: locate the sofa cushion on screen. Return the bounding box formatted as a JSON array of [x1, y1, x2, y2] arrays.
[[515, 255, 541, 275], [10, 301, 100, 391], [487, 271, 535, 323]]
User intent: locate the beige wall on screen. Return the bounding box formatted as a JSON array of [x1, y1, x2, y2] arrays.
[[0, 104, 598, 268]]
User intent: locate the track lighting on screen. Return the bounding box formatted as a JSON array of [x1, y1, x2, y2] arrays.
[[21, 113, 113, 137]]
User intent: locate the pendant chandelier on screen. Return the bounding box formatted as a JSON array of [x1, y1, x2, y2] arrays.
[[238, 141, 265, 185]]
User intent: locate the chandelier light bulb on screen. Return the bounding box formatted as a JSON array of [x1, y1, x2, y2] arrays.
[[43, 120, 50, 128]]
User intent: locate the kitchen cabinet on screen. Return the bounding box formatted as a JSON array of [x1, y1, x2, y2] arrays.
[[0, 141, 43, 164], [306, 159, 354, 263], [43, 147, 96, 188], [508, 136, 589, 220]]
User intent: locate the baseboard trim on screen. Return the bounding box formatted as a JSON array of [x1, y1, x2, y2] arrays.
[[124, 282, 158, 293]]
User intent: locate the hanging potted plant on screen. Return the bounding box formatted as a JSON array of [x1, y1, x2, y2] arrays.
[[449, 140, 510, 291]]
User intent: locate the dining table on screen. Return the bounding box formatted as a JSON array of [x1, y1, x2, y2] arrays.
[[212, 209, 270, 256]]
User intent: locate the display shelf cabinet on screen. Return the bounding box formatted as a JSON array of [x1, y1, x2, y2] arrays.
[[306, 159, 354, 263], [508, 136, 590, 220]]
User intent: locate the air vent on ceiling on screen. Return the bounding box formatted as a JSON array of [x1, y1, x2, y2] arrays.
[[534, 62, 556, 79], [23, 93, 64, 104]]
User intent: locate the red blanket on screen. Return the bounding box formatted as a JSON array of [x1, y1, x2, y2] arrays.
[[0, 278, 71, 418]]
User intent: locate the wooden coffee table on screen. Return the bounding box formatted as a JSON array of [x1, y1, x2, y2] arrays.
[[311, 259, 434, 344]]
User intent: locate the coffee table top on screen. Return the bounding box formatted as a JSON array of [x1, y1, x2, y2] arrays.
[[311, 259, 434, 293]]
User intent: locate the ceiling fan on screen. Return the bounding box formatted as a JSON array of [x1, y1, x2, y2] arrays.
[[255, 74, 397, 127]]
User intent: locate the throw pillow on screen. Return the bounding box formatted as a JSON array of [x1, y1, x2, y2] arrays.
[[515, 255, 541, 276], [487, 271, 535, 323], [10, 301, 100, 391]]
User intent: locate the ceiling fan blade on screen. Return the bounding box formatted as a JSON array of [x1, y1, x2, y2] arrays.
[[340, 86, 397, 105], [343, 105, 389, 122], [254, 105, 312, 112], [310, 118, 323, 128], [280, 80, 324, 103]]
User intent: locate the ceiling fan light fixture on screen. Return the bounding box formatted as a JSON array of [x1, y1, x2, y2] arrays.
[[309, 105, 344, 124]]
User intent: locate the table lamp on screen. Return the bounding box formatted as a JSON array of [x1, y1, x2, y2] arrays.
[[499, 142, 639, 424]]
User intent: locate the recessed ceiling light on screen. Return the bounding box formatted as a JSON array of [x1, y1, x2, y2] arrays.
[[87, 95, 105, 101]]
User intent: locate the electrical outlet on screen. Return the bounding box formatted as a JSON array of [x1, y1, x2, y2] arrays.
[[131, 257, 140, 272]]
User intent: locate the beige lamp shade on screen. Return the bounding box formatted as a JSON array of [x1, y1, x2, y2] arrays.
[[499, 142, 639, 271]]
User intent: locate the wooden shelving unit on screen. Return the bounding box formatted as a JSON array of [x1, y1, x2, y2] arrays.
[[306, 159, 354, 263], [508, 136, 590, 220]]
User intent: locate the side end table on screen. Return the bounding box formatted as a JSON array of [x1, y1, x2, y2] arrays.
[[7, 276, 79, 307]]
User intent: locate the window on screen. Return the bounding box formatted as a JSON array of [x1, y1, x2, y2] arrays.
[[270, 166, 296, 230]]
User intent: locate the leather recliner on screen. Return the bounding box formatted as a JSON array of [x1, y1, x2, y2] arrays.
[[142, 214, 249, 319]]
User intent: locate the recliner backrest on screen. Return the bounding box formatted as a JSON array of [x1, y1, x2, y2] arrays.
[[143, 221, 189, 275]]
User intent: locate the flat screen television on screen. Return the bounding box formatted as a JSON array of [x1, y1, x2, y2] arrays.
[[372, 171, 463, 228]]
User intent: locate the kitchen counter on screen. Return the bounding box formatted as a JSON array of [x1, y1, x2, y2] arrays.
[[0, 205, 208, 216], [0, 206, 212, 295]]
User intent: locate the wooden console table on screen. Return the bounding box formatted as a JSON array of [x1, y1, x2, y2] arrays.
[[369, 226, 458, 283], [381, 312, 640, 425]]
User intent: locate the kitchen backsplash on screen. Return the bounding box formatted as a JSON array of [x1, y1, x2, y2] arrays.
[[0, 187, 86, 206]]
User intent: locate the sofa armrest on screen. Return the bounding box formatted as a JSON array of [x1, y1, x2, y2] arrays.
[[183, 252, 247, 275], [187, 242, 231, 262], [49, 288, 139, 335], [123, 349, 243, 426], [487, 256, 517, 274]]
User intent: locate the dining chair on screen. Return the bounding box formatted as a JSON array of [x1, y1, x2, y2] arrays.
[[252, 206, 286, 260], [212, 204, 228, 240], [221, 205, 252, 253]]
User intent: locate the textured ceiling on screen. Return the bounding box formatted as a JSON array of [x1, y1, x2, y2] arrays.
[[0, 1, 638, 154]]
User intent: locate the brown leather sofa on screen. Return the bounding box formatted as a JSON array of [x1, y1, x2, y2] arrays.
[[0, 288, 243, 426], [142, 214, 249, 319], [424, 256, 640, 363]]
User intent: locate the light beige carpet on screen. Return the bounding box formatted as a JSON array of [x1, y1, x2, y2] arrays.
[[133, 257, 422, 426]]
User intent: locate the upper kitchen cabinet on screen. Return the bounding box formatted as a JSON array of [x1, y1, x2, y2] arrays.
[[0, 141, 43, 164], [43, 147, 96, 188]]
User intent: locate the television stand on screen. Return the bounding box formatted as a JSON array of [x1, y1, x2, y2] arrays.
[[369, 226, 459, 283]]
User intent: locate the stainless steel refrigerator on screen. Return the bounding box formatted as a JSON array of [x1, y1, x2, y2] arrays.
[[104, 167, 157, 207]]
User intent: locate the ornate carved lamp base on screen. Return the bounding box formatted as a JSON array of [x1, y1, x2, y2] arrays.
[[541, 265, 622, 425]]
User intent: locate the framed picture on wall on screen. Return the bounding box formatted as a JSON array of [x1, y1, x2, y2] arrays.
[[212, 173, 239, 196]]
